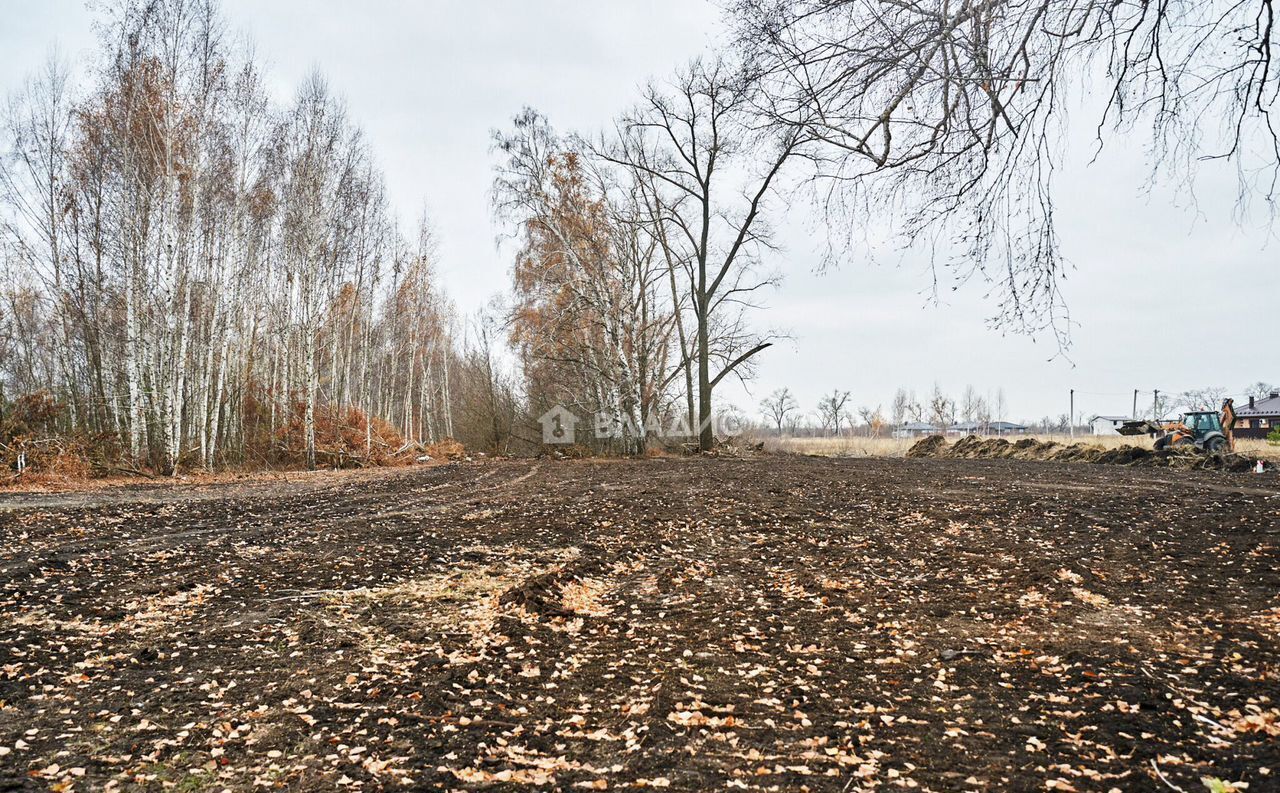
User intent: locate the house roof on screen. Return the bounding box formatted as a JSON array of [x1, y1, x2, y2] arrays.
[[900, 420, 1027, 431], [1238, 393, 1280, 417], [989, 421, 1028, 430], [1091, 415, 1132, 422], [946, 420, 1028, 431]]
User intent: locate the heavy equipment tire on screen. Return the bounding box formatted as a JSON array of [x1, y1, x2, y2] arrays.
[[1205, 435, 1227, 453], [1172, 436, 1195, 448], [1153, 435, 1171, 451]]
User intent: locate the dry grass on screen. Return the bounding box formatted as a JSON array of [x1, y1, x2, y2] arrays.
[[765, 436, 915, 458], [769, 433, 1280, 462], [1237, 438, 1280, 462]]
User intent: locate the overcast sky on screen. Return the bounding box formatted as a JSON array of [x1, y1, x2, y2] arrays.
[[3, 1, 1276, 423]]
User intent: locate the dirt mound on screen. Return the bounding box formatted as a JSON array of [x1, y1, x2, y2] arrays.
[[499, 570, 577, 617], [907, 434, 1272, 473], [904, 435, 948, 458]]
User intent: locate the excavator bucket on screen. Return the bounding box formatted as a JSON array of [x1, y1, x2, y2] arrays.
[[1117, 420, 1161, 436]]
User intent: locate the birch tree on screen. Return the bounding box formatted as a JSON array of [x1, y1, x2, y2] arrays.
[[1, 0, 464, 474], [493, 110, 677, 452]]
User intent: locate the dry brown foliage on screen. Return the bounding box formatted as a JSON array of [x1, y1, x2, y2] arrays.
[[424, 438, 466, 461]]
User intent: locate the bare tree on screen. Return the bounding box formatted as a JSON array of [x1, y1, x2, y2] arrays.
[[605, 57, 808, 451], [890, 388, 912, 431], [730, 1, 1279, 338], [1150, 392, 1174, 421], [959, 385, 980, 425], [857, 404, 885, 437], [974, 394, 992, 434], [1178, 386, 1231, 412], [454, 305, 521, 455], [760, 387, 798, 435], [492, 110, 677, 453], [816, 389, 851, 436], [906, 394, 926, 424], [929, 384, 956, 433]]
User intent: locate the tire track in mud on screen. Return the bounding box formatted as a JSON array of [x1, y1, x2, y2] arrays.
[[0, 463, 509, 576]]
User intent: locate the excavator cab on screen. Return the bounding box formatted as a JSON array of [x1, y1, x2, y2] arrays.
[[1184, 410, 1224, 439], [1153, 399, 1235, 453]]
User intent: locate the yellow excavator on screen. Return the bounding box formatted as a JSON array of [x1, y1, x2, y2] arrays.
[[1118, 399, 1236, 453]]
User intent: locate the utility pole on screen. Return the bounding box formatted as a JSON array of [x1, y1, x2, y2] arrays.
[[1133, 389, 1139, 420], [1070, 389, 1075, 439], [1153, 389, 1160, 421]]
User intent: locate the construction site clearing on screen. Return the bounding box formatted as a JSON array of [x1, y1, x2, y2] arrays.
[[3, 455, 1279, 791]]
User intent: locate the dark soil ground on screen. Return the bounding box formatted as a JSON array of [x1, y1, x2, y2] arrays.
[[2, 457, 1278, 792]]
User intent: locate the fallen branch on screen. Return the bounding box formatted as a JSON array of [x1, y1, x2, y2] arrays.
[[106, 465, 157, 480]]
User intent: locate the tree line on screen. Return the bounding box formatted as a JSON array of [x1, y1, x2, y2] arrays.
[[490, 60, 793, 454], [493, 1, 1276, 452], [0, 0, 487, 474], [756, 382, 1279, 438], [760, 385, 1012, 437]]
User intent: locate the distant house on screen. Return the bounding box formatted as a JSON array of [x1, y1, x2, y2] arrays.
[[894, 422, 939, 438], [946, 421, 1029, 436], [987, 421, 1029, 435], [1234, 391, 1280, 440], [1090, 415, 1132, 436], [895, 420, 1029, 438]]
